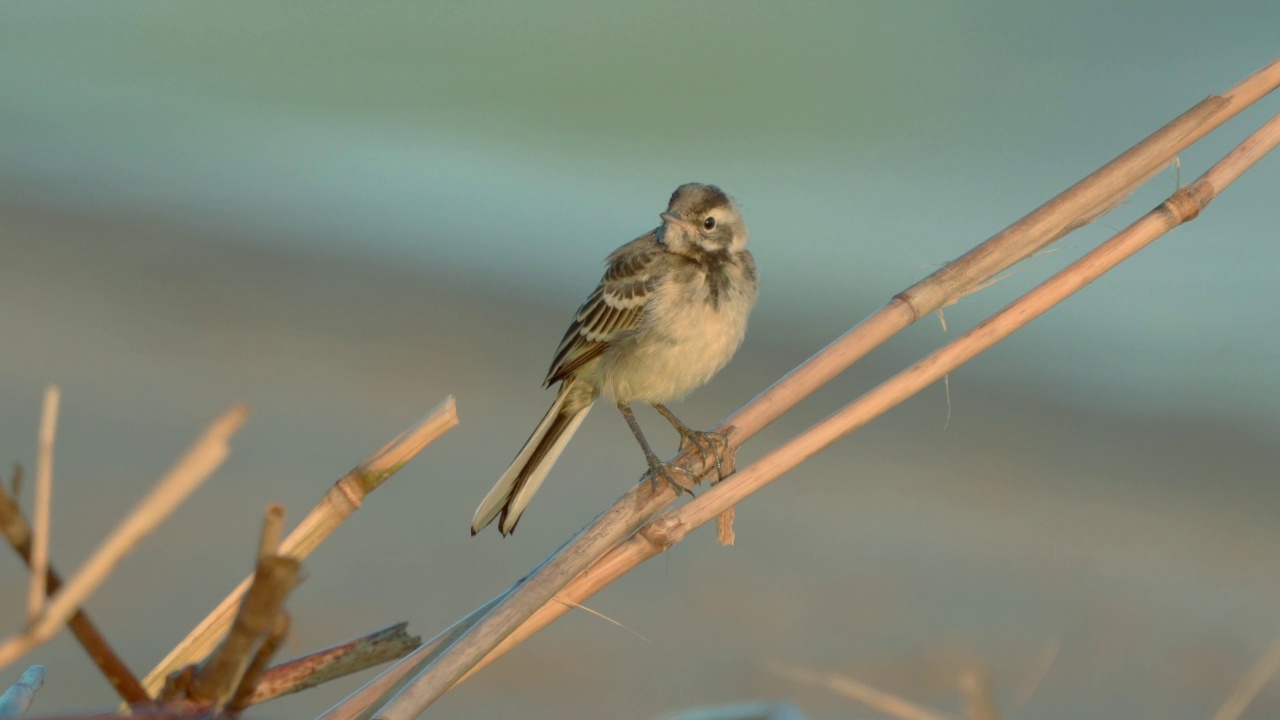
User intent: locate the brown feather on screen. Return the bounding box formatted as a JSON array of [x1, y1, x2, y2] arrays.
[[544, 234, 663, 386]]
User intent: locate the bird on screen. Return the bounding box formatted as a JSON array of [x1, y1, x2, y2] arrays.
[[471, 183, 759, 536]]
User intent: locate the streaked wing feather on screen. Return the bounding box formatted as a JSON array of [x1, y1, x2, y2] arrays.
[[545, 237, 662, 386]]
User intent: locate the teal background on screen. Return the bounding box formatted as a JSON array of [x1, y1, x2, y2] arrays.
[[1, 3, 1278, 718]]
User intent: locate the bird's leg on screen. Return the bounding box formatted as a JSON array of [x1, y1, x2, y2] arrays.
[[651, 403, 729, 481], [616, 402, 696, 496]]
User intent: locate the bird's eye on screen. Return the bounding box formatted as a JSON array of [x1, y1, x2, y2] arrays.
[[703, 216, 716, 230]]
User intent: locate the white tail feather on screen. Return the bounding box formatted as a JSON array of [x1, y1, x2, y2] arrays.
[[471, 390, 593, 535], [500, 406, 589, 534]]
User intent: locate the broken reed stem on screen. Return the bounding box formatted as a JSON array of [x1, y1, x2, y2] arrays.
[[0, 404, 250, 673], [224, 505, 293, 712], [188, 555, 300, 711], [450, 107, 1280, 687], [27, 385, 59, 623], [366, 60, 1280, 719], [767, 663, 956, 720], [319, 597, 504, 720], [259, 503, 285, 559], [139, 396, 458, 698], [248, 623, 420, 706], [0, 485, 150, 703], [227, 610, 290, 713]]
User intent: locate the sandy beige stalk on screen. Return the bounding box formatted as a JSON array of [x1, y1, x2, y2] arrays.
[[450, 105, 1280, 690], [361, 60, 1280, 719], [26, 385, 59, 623], [0, 404, 249, 672], [140, 396, 458, 697], [723, 58, 1280, 450], [319, 596, 504, 720], [0, 485, 150, 703], [259, 503, 286, 559]]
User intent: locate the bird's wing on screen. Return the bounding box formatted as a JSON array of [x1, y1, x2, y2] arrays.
[[545, 235, 664, 386]]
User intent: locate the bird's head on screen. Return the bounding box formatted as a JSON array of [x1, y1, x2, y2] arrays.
[[658, 183, 747, 256]]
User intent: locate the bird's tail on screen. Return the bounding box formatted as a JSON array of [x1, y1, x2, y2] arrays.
[[471, 387, 593, 535]]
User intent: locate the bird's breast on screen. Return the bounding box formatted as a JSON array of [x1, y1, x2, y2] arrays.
[[600, 260, 756, 404]]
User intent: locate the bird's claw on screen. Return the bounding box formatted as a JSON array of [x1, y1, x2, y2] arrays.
[[643, 454, 697, 497], [677, 429, 730, 481]]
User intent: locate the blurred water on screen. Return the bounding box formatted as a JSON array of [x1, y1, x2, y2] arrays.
[[1, 3, 1279, 718]]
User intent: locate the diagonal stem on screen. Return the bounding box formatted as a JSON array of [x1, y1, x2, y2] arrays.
[[0, 482, 151, 704], [359, 59, 1280, 719]]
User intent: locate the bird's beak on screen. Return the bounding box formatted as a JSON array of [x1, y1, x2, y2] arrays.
[[660, 212, 695, 231]]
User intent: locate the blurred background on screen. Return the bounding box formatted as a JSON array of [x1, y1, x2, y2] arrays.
[[2, 2, 1278, 718]]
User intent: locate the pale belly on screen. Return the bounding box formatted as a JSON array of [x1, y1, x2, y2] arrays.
[[597, 274, 753, 404]]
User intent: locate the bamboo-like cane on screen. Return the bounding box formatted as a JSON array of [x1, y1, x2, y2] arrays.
[[443, 107, 1280, 692], [26, 386, 59, 623], [0, 404, 249, 672], [138, 396, 458, 697], [722, 58, 1280, 451], [364, 60, 1280, 720]]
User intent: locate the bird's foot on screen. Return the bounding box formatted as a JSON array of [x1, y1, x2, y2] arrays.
[[650, 404, 735, 482], [642, 450, 697, 497], [676, 428, 732, 481]]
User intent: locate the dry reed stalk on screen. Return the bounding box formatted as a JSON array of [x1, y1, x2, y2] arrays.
[[0, 404, 249, 672], [318, 596, 503, 720], [1210, 634, 1280, 720], [246, 623, 420, 706], [721, 58, 1280, 452], [139, 396, 458, 697], [0, 666, 44, 718], [445, 105, 1280, 691], [26, 386, 59, 623], [0, 485, 150, 703], [767, 663, 956, 720], [259, 503, 286, 558], [226, 609, 290, 713], [366, 60, 1280, 719], [187, 505, 302, 711], [187, 553, 300, 711]]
